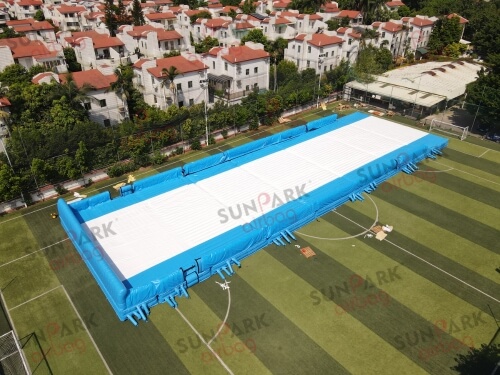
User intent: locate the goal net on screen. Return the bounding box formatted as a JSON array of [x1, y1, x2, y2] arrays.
[[0, 331, 30, 375], [429, 119, 468, 140]]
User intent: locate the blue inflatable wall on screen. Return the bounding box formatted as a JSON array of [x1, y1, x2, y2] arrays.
[[58, 112, 448, 325]]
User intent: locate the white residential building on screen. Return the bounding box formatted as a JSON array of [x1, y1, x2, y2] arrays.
[[6, 18, 56, 43], [117, 24, 186, 59], [133, 54, 208, 109], [61, 30, 128, 71], [285, 33, 344, 73], [0, 36, 66, 72], [204, 42, 270, 104], [10, 0, 42, 20], [33, 69, 127, 126], [50, 4, 87, 31]]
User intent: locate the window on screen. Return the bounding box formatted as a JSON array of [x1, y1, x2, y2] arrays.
[[84, 102, 91, 110], [99, 99, 106, 107], [189, 98, 194, 106], [292, 45, 295, 49], [178, 101, 184, 107], [325, 52, 328, 57], [254, 67, 258, 73], [254, 83, 258, 88], [308, 46, 311, 53], [307, 60, 310, 67], [245, 85, 250, 91], [324, 66, 327, 72], [246, 69, 249, 75], [103, 119, 111, 127], [348, 39, 352, 45], [346, 52, 350, 58], [224, 62, 228, 71], [177, 83, 182, 91], [381, 32, 385, 38], [154, 95, 157, 103], [178, 40, 181, 46], [188, 81, 192, 88], [330, 64, 333, 70], [298, 46, 301, 52]]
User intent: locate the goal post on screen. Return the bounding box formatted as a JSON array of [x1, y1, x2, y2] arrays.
[[429, 119, 468, 140], [0, 331, 30, 375]]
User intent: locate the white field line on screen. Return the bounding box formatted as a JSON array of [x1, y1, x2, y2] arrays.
[[61, 286, 113, 374], [9, 285, 62, 311], [0, 238, 69, 268], [429, 160, 500, 186], [477, 149, 489, 158], [333, 210, 500, 305], [207, 285, 232, 346], [175, 307, 234, 375]]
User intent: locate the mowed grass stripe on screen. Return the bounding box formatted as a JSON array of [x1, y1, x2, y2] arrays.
[[446, 140, 500, 164], [266, 234, 464, 374], [382, 171, 499, 230], [442, 148, 500, 177], [150, 291, 271, 375], [416, 164, 500, 208], [333, 204, 499, 314], [347, 196, 499, 284], [193, 272, 348, 374], [238, 248, 428, 375], [298, 214, 495, 349], [426, 158, 500, 192], [22, 208, 189, 375], [373, 183, 499, 255]]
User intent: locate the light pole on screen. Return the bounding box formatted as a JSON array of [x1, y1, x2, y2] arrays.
[[471, 86, 486, 132], [316, 54, 325, 108], [200, 76, 209, 147]]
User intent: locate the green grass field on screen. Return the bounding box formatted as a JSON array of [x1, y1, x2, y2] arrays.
[[0, 109, 499, 375]]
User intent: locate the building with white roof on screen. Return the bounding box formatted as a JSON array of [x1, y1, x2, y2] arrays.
[[344, 60, 482, 117]]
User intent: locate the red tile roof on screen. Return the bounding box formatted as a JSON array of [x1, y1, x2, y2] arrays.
[[447, 13, 468, 24], [337, 10, 361, 19], [0, 37, 50, 58], [145, 12, 176, 20], [209, 45, 269, 63], [385, 1, 404, 7], [297, 13, 322, 20], [307, 33, 343, 46], [59, 70, 117, 90], [204, 18, 228, 28], [16, 0, 42, 5], [411, 17, 434, 27], [0, 97, 11, 106], [382, 21, 402, 32], [320, 3, 339, 12], [91, 36, 124, 49], [57, 4, 86, 13], [155, 29, 182, 41], [235, 21, 254, 30], [126, 25, 156, 37], [147, 56, 207, 77], [32, 72, 57, 84]]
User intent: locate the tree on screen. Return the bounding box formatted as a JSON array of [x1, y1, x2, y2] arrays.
[[104, 0, 118, 36], [325, 59, 354, 91], [0, 64, 30, 86], [131, 0, 145, 26], [451, 344, 500, 375], [472, 9, 500, 61], [240, 0, 256, 14], [241, 29, 268, 46], [466, 63, 500, 130], [34, 9, 45, 21], [0, 27, 22, 40], [326, 19, 340, 31], [427, 16, 462, 55], [109, 65, 133, 119], [0, 162, 22, 201], [63, 47, 82, 72], [375, 47, 393, 71], [194, 36, 219, 53], [57, 73, 95, 111], [160, 66, 181, 107], [354, 46, 384, 84], [190, 10, 211, 24]]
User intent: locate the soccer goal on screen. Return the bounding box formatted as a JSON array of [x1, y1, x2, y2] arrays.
[[0, 331, 30, 375], [429, 119, 469, 140]]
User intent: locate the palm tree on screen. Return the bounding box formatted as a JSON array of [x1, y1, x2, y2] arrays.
[[160, 66, 181, 108], [109, 66, 131, 119], [57, 73, 97, 110]]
